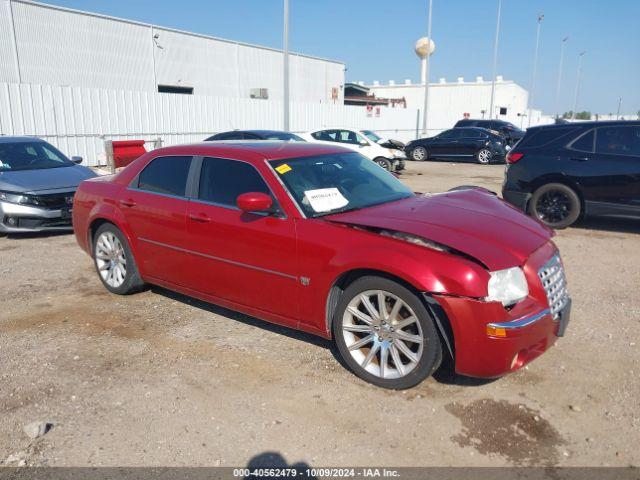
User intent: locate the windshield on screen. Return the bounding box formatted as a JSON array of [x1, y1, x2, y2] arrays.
[[270, 152, 413, 218], [361, 130, 382, 143], [263, 132, 305, 142], [0, 141, 73, 171]]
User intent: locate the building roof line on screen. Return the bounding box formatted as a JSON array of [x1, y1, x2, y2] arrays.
[[14, 0, 345, 66]]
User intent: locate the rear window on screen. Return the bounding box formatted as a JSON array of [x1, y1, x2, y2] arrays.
[[137, 156, 192, 197], [518, 127, 579, 148], [569, 129, 595, 152]]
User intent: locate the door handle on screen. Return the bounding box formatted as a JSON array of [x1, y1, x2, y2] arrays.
[[119, 198, 136, 208], [188, 213, 211, 223], [570, 156, 589, 162]]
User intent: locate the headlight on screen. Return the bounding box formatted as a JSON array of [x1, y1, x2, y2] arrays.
[[388, 149, 405, 158], [486, 267, 528, 306], [0, 191, 39, 206]]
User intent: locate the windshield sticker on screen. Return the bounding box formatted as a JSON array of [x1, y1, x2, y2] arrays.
[[275, 163, 292, 174], [304, 188, 349, 213]]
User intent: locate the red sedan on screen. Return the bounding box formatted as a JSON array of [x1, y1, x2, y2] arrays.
[[73, 142, 571, 389]]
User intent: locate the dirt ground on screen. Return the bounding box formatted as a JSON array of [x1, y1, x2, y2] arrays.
[[1, 160, 639, 468]]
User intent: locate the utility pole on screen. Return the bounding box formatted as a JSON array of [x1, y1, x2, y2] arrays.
[[571, 51, 586, 120], [616, 97, 622, 119], [488, 0, 502, 120], [528, 14, 544, 127], [283, 0, 290, 131], [554, 36, 569, 117], [421, 0, 434, 136]]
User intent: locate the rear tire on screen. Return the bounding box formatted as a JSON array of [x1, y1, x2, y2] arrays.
[[528, 183, 581, 229], [93, 223, 144, 295], [410, 146, 428, 161], [333, 276, 442, 389], [476, 148, 493, 164], [374, 158, 392, 171]]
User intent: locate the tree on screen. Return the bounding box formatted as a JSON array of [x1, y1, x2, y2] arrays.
[[562, 110, 591, 120]]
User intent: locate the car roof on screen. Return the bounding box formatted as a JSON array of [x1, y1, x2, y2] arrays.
[[229, 130, 299, 136], [150, 141, 350, 162], [528, 120, 640, 131], [0, 136, 45, 144]]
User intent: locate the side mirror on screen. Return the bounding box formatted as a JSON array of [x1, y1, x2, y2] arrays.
[[71, 156, 83, 164], [358, 140, 369, 147], [237, 192, 273, 213]]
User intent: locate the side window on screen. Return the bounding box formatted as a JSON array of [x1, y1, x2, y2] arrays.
[[198, 157, 272, 207], [337, 130, 360, 144], [438, 130, 455, 139], [137, 156, 192, 197], [312, 130, 338, 142], [596, 126, 640, 157], [464, 130, 481, 138], [569, 129, 595, 153]]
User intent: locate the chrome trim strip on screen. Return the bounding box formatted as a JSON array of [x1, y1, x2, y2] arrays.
[[138, 237, 298, 281], [487, 308, 551, 330]]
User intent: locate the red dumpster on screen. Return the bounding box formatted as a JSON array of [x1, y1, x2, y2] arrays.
[[112, 140, 147, 169]]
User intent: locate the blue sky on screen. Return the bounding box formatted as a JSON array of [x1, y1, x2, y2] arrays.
[[49, 0, 639, 115]]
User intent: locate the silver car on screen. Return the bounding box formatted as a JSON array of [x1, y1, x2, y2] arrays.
[[0, 137, 96, 233]]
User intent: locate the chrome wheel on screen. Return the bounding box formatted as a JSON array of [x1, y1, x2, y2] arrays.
[[477, 149, 492, 164], [341, 290, 424, 380], [95, 231, 127, 288], [411, 147, 427, 161]]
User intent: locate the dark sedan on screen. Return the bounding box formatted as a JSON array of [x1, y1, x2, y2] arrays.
[[405, 127, 507, 164], [454, 119, 525, 146], [205, 130, 305, 142], [0, 137, 96, 233], [502, 121, 640, 228]]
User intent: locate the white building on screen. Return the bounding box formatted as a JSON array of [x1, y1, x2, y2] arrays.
[[364, 76, 544, 133], [0, 0, 345, 103]]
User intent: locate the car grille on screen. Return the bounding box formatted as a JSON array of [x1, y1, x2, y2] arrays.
[[538, 254, 570, 319], [33, 191, 75, 209]]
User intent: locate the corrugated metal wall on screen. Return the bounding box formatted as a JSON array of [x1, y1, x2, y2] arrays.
[[0, 0, 345, 103], [0, 82, 418, 166]]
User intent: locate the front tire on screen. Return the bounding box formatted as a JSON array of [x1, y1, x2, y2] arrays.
[[410, 146, 428, 161], [374, 158, 392, 171], [93, 223, 144, 295], [333, 276, 442, 389], [476, 148, 493, 164], [528, 183, 581, 229]]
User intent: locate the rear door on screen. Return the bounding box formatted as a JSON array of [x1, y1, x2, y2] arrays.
[[183, 156, 299, 323], [585, 125, 640, 214], [119, 155, 194, 284], [456, 129, 483, 157]]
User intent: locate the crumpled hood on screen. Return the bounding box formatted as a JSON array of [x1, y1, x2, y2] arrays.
[[325, 189, 554, 271], [0, 165, 96, 194]]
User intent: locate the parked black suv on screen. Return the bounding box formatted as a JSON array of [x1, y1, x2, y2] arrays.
[[454, 119, 525, 146], [405, 127, 507, 164], [502, 121, 640, 228]]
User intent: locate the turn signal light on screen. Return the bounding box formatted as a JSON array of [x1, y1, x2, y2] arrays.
[[486, 325, 507, 337], [506, 152, 524, 164]]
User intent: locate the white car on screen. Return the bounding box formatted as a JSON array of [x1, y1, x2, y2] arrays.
[[301, 128, 406, 172]]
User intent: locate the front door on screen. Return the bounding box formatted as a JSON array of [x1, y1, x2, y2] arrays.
[[184, 156, 299, 324], [119, 155, 194, 284]]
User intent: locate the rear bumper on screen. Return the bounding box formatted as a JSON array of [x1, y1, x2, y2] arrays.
[[502, 188, 531, 212], [0, 201, 73, 232]]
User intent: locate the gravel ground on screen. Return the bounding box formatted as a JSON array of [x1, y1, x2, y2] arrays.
[[0, 160, 639, 468]]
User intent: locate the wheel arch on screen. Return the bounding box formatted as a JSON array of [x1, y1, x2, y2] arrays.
[[528, 174, 586, 217], [325, 268, 455, 360]]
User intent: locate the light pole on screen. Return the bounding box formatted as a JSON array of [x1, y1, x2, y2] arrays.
[[421, 0, 434, 137], [488, 0, 502, 120], [528, 14, 544, 127], [554, 36, 569, 118], [283, 0, 290, 131], [571, 51, 586, 120], [616, 97, 622, 119]]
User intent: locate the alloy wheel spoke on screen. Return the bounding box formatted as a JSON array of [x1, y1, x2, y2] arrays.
[[343, 323, 373, 333], [361, 342, 380, 369], [379, 344, 389, 379], [394, 315, 417, 330], [395, 339, 419, 363], [390, 344, 405, 376], [360, 294, 380, 322], [347, 306, 374, 325], [394, 330, 423, 344], [388, 298, 402, 322], [348, 334, 375, 351], [377, 292, 388, 320]]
